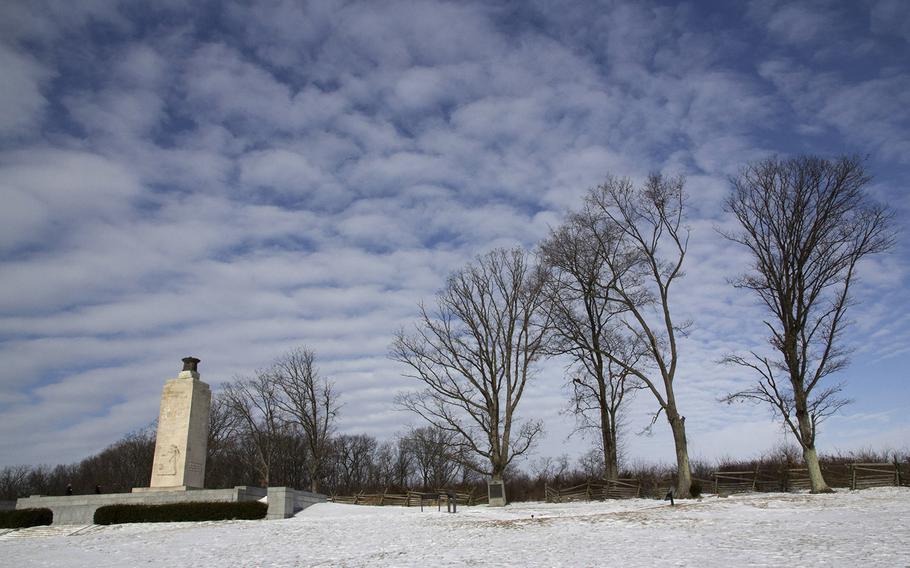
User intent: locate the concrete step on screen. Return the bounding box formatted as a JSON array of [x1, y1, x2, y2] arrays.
[[67, 524, 104, 537], [0, 525, 95, 540]]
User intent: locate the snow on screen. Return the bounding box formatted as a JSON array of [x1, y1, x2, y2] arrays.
[[4, 488, 909, 567]]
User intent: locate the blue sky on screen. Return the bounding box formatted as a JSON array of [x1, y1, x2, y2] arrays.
[[1, 0, 908, 469]]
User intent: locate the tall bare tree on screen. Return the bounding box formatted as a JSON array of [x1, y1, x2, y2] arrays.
[[391, 248, 551, 498], [576, 174, 694, 497], [271, 347, 339, 493], [721, 155, 895, 492], [222, 371, 285, 487], [540, 218, 644, 480]]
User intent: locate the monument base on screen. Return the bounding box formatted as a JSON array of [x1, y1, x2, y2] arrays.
[[132, 486, 202, 493], [17, 486, 273, 525]]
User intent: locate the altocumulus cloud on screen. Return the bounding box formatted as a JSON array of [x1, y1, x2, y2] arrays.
[[0, 0, 908, 467]]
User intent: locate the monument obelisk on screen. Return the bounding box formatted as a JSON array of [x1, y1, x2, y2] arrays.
[[148, 357, 211, 489]]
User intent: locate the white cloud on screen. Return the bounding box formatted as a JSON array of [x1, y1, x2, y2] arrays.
[[0, 0, 907, 470], [0, 45, 52, 137]]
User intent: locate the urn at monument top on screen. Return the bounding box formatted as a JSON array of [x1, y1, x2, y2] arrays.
[[149, 357, 211, 489]]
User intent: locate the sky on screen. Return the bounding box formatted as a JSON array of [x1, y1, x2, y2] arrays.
[[0, 0, 908, 470]]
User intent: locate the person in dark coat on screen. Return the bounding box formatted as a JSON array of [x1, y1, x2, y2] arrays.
[[95, 485, 102, 494], [66, 484, 73, 496]]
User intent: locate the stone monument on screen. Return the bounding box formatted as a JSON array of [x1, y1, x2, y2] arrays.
[[488, 479, 506, 506], [148, 357, 211, 489], [15, 356, 328, 524]]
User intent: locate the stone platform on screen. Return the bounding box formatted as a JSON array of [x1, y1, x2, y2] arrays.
[[16, 486, 325, 525]]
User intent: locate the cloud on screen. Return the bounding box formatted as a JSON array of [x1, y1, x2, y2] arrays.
[[0, 0, 907, 469], [870, 0, 910, 42], [0, 45, 52, 137], [0, 148, 142, 253]]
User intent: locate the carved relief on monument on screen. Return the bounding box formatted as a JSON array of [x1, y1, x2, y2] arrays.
[[156, 444, 180, 475]]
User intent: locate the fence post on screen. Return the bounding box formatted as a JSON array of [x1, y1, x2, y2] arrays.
[[851, 465, 856, 490], [894, 457, 901, 487]]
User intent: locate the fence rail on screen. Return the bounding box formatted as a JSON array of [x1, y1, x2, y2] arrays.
[[718, 462, 902, 492], [544, 479, 641, 503], [849, 463, 899, 490], [713, 470, 757, 495], [329, 461, 906, 507], [330, 489, 487, 507]]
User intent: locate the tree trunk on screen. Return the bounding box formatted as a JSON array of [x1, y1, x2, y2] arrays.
[[601, 408, 619, 481], [796, 409, 831, 493], [668, 411, 692, 498], [794, 394, 832, 493], [802, 446, 831, 493], [308, 460, 320, 493], [605, 443, 618, 482]]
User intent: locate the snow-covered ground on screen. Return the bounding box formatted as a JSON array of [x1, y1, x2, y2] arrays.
[[4, 488, 909, 567]]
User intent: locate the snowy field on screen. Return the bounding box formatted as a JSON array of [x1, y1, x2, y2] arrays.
[[3, 487, 909, 567]]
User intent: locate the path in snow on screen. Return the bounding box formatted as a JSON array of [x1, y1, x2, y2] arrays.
[[3, 487, 909, 567]]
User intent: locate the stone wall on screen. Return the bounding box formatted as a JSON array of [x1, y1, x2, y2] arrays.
[[265, 487, 326, 520], [16, 486, 266, 525]]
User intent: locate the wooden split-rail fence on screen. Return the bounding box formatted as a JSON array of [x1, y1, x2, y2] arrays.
[[329, 462, 906, 508], [711, 461, 905, 494], [330, 489, 487, 507], [544, 479, 641, 503], [849, 463, 902, 490]]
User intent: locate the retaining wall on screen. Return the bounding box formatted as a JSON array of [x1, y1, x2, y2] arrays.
[[265, 487, 326, 519], [16, 486, 266, 525]]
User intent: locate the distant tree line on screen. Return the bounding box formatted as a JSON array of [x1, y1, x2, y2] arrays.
[[0, 419, 487, 500]]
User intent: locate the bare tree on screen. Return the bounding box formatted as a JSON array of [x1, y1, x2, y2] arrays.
[[530, 454, 570, 487], [541, 217, 645, 480], [0, 465, 31, 500], [331, 434, 378, 494], [575, 174, 694, 497], [404, 426, 461, 490], [392, 248, 551, 497], [577, 447, 607, 479], [271, 347, 339, 493], [205, 390, 240, 487], [221, 371, 285, 487], [720, 155, 895, 492], [373, 438, 414, 490]]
